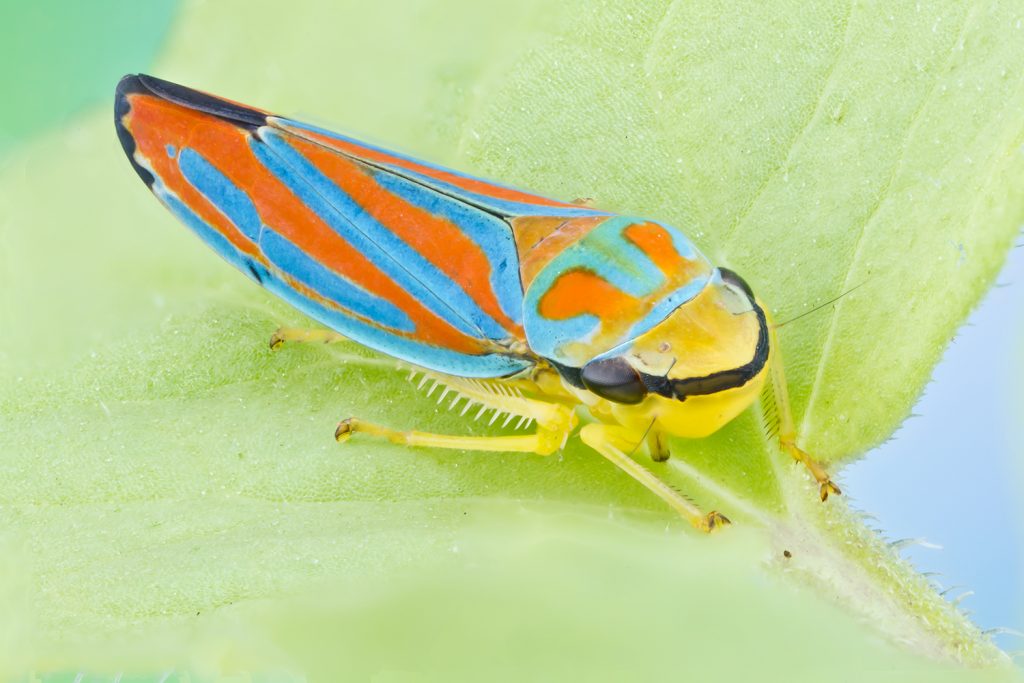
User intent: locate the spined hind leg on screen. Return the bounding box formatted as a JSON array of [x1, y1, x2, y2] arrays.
[[336, 372, 578, 458]]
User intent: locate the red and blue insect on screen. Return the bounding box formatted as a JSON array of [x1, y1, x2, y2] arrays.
[[115, 74, 839, 531]]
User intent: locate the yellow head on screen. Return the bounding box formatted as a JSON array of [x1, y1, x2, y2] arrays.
[[575, 268, 770, 438]]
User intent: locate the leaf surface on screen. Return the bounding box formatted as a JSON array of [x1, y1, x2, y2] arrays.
[[2, 0, 1023, 677]]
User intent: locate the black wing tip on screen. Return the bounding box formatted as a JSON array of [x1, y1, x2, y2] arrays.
[[134, 73, 268, 129], [114, 73, 156, 187], [115, 73, 270, 188]]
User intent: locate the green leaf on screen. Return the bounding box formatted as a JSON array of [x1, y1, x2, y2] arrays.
[[2, 0, 1022, 678], [0, 0, 178, 157]]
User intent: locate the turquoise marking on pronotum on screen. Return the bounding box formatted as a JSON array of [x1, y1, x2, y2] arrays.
[[528, 217, 667, 310], [525, 311, 602, 361], [178, 147, 262, 243], [660, 221, 700, 261], [624, 277, 710, 342], [522, 216, 714, 365], [253, 131, 511, 341], [569, 216, 665, 296], [522, 216, 666, 360], [260, 230, 416, 333], [521, 262, 602, 362], [373, 169, 524, 325]]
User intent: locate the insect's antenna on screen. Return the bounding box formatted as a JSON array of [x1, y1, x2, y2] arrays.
[[627, 417, 658, 458], [662, 357, 678, 378], [774, 280, 870, 329]]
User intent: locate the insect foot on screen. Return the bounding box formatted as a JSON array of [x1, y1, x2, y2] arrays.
[[269, 328, 287, 351], [335, 418, 355, 443], [701, 511, 732, 533], [269, 326, 347, 350], [780, 440, 842, 502], [819, 479, 842, 502]]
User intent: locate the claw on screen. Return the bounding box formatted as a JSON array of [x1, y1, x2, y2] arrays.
[[781, 439, 841, 503], [269, 328, 286, 351], [820, 479, 842, 501], [701, 511, 731, 533], [335, 418, 354, 442]]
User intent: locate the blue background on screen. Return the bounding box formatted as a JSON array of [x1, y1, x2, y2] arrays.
[[845, 242, 1024, 655]]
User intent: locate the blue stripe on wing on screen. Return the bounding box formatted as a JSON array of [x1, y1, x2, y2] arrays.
[[260, 230, 416, 333], [166, 143, 531, 377], [253, 130, 513, 341], [372, 169, 524, 326], [178, 146, 414, 333], [154, 185, 263, 285], [259, 274, 529, 377], [178, 147, 262, 242], [274, 119, 609, 219]]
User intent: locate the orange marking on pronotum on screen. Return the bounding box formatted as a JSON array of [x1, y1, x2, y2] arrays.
[[538, 269, 636, 321], [514, 215, 607, 288], [622, 221, 687, 277]]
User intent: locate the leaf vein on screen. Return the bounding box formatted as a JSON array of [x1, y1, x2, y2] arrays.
[[798, 5, 978, 442], [720, 0, 856, 256]]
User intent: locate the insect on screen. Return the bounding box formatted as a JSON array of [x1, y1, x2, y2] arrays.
[[114, 73, 839, 531]]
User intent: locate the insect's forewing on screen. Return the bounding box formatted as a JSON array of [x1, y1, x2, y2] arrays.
[[115, 75, 598, 377]]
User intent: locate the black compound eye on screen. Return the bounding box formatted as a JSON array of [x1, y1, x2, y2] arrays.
[[718, 267, 755, 300], [580, 357, 647, 404]]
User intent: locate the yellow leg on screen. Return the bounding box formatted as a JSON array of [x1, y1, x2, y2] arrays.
[[336, 417, 569, 455], [337, 374, 578, 456], [579, 424, 729, 533], [646, 430, 671, 463], [767, 322, 841, 501], [408, 370, 576, 433], [269, 326, 347, 350]]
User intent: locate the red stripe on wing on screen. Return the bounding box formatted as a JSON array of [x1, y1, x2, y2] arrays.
[[276, 122, 577, 210], [124, 94, 263, 261], [123, 93, 489, 355], [288, 136, 524, 338]]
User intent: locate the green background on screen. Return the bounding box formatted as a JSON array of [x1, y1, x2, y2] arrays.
[[2, 1, 1022, 680]]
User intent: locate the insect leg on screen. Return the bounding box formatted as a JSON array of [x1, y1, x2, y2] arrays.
[[766, 323, 842, 501], [646, 429, 671, 463], [579, 423, 729, 533], [269, 326, 348, 350], [338, 375, 578, 456], [335, 417, 570, 455]]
